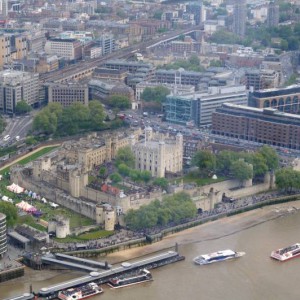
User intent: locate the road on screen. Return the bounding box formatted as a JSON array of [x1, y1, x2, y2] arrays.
[[123, 110, 300, 159], [0, 115, 32, 147]]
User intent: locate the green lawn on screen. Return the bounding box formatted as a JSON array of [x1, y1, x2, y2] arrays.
[[32, 201, 95, 228], [183, 174, 227, 186], [54, 230, 114, 243], [17, 215, 47, 232], [0, 145, 95, 231], [0, 146, 58, 175]]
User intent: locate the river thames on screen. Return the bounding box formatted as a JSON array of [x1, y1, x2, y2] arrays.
[[2, 207, 300, 300]]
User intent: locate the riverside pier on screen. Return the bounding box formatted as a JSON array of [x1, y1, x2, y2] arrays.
[[6, 250, 184, 300]]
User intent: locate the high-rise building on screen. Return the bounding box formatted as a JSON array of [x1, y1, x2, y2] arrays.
[[0, 0, 8, 17], [267, 1, 279, 27], [0, 213, 7, 258], [233, 0, 247, 38], [0, 70, 40, 114], [186, 2, 204, 25]]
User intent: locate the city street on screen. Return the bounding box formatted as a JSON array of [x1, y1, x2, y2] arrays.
[[0, 115, 32, 147]]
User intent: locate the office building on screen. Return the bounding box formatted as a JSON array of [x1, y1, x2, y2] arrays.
[[96, 34, 115, 55], [267, 1, 279, 27], [0, 70, 39, 114], [0, 0, 8, 17], [212, 103, 300, 150], [131, 127, 183, 177], [244, 69, 280, 90], [0, 213, 7, 258], [45, 38, 82, 61], [186, 2, 204, 25], [0, 34, 10, 66], [164, 85, 247, 127], [233, 0, 247, 38], [248, 85, 300, 113], [48, 83, 89, 107]]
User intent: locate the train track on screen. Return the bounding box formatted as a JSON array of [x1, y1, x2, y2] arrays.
[[40, 26, 202, 83]]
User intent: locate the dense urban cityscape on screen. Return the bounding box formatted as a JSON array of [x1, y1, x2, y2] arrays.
[[1, 0, 300, 299]]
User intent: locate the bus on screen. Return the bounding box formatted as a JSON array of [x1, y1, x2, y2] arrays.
[[3, 135, 10, 141]]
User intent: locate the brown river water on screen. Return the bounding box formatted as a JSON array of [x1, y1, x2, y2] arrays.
[[1, 206, 300, 300]]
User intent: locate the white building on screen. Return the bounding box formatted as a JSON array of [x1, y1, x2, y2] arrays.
[[45, 38, 83, 61], [131, 127, 183, 177]]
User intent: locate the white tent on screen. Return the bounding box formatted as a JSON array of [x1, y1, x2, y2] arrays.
[[16, 201, 34, 212], [2, 195, 9, 202], [41, 197, 47, 204], [49, 202, 59, 208], [7, 183, 24, 194]]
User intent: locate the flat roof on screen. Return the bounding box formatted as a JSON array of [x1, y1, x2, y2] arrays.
[[8, 231, 30, 244]]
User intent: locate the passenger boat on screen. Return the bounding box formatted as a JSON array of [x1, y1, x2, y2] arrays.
[[271, 243, 300, 261], [107, 269, 153, 288], [193, 249, 245, 265], [57, 282, 103, 300]]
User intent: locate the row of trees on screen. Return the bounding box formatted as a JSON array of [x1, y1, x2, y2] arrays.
[[0, 115, 6, 133], [33, 101, 107, 136], [275, 168, 300, 193], [210, 22, 300, 52], [124, 192, 197, 230], [191, 146, 279, 181]]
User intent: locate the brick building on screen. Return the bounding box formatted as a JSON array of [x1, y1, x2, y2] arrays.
[[212, 103, 300, 149]]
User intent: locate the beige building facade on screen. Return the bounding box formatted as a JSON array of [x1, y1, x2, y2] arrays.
[[131, 127, 183, 177], [48, 83, 89, 107]]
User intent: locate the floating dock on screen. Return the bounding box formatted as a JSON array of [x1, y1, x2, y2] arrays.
[[41, 255, 99, 272], [38, 250, 184, 299], [3, 293, 35, 300], [54, 253, 111, 269]]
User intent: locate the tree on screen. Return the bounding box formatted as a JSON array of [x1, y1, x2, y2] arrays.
[[0, 202, 18, 227], [15, 100, 31, 115], [110, 172, 122, 184], [99, 166, 107, 178], [275, 168, 300, 193], [25, 136, 38, 145], [117, 163, 131, 177], [124, 192, 197, 230], [0, 116, 6, 133], [230, 160, 253, 182], [192, 150, 216, 176], [115, 146, 135, 168], [216, 150, 239, 175], [246, 153, 268, 177], [33, 103, 63, 134], [153, 177, 169, 190], [141, 86, 170, 103], [89, 100, 105, 129], [58, 102, 89, 135], [108, 95, 131, 110], [259, 145, 279, 170], [140, 170, 151, 183], [33, 109, 58, 134], [153, 11, 163, 20], [189, 55, 200, 66]]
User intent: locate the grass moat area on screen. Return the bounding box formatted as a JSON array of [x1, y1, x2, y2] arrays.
[[0, 146, 101, 239]]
